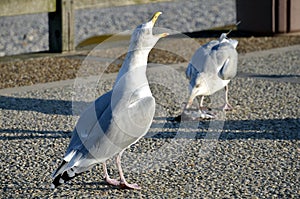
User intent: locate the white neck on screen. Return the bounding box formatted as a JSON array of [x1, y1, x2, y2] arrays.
[[115, 49, 150, 83], [112, 48, 152, 101]]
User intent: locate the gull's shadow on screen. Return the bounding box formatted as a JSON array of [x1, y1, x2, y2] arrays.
[[147, 116, 300, 140], [1, 117, 299, 141], [0, 95, 89, 115], [0, 95, 299, 141], [237, 73, 300, 83], [0, 128, 72, 140]]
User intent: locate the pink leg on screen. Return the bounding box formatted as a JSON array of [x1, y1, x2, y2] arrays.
[[222, 85, 233, 111], [222, 103, 233, 111], [199, 96, 204, 108], [116, 150, 141, 189], [186, 96, 206, 110], [103, 162, 120, 186], [199, 96, 209, 111]]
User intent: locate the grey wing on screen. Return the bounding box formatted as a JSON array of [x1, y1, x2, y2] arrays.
[[112, 95, 155, 145], [83, 95, 155, 161], [216, 43, 238, 80], [64, 90, 112, 158], [52, 91, 113, 177], [186, 62, 197, 80], [65, 93, 155, 164], [188, 40, 219, 74]]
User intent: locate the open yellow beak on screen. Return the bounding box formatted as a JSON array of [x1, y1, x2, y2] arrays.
[[150, 12, 169, 38], [151, 12, 162, 25]]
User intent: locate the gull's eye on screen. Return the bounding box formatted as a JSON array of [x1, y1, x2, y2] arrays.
[[195, 84, 200, 88]]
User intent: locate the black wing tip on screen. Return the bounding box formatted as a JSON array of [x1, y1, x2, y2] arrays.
[[52, 160, 67, 178], [51, 174, 64, 188], [51, 169, 83, 188], [51, 160, 69, 188]]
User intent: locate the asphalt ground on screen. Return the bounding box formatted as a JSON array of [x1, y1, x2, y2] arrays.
[[0, 41, 299, 198]]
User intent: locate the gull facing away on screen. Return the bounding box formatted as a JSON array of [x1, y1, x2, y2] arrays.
[[185, 33, 238, 113], [51, 12, 168, 190]]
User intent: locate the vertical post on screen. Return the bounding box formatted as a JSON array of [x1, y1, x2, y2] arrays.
[[48, 0, 74, 52], [289, 0, 300, 32], [276, 0, 288, 33], [236, 0, 275, 34]]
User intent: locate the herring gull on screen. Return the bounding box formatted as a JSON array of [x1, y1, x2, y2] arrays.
[[51, 12, 168, 190], [185, 33, 238, 114]]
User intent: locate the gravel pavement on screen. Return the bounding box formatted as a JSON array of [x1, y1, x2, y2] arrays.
[[0, 0, 236, 56], [0, 42, 299, 198]]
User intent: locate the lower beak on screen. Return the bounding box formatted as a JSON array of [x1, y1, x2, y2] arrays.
[[159, 33, 169, 38]]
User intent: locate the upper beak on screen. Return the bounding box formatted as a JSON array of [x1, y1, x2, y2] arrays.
[[151, 12, 162, 25]]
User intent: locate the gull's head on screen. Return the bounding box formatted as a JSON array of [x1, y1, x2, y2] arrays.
[[219, 33, 238, 49], [186, 74, 210, 108], [128, 12, 169, 52]]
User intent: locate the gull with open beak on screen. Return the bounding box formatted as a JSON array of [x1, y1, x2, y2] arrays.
[[51, 12, 168, 190], [185, 32, 238, 116]]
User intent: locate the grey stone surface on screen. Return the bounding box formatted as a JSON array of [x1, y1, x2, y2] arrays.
[[0, 0, 236, 56], [0, 45, 299, 198]]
